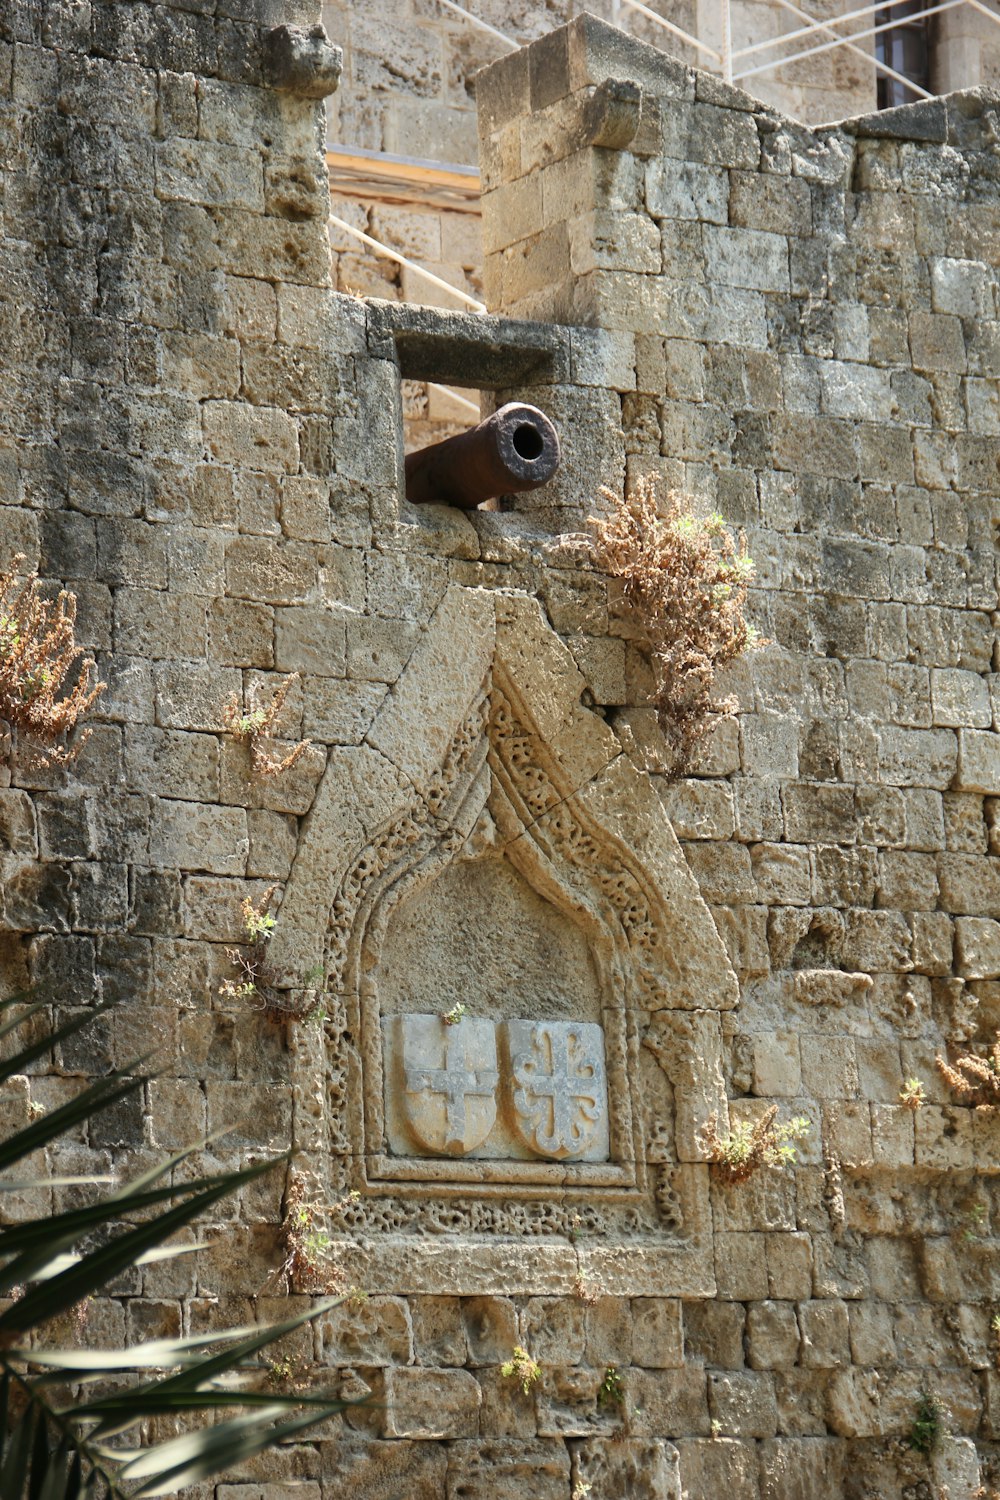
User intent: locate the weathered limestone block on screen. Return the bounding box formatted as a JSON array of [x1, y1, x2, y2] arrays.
[[878, 724, 961, 788], [957, 728, 1000, 793], [382, 1368, 481, 1439], [647, 157, 729, 224], [631, 1297, 683, 1368], [798, 1300, 850, 1369], [714, 1231, 769, 1301], [659, 779, 735, 841], [914, 1104, 975, 1169], [825, 1368, 882, 1437], [444, 1438, 570, 1500], [674, 1438, 760, 1497], [747, 1302, 800, 1370], [148, 800, 248, 877], [955, 916, 1000, 978], [708, 1370, 779, 1438], [752, 1032, 802, 1096], [408, 1297, 468, 1367], [629, 1366, 712, 1437], [939, 853, 1000, 916], [871, 1103, 915, 1167], [758, 1437, 846, 1499], [535, 1365, 620, 1437], [203, 401, 300, 475], [464, 1297, 520, 1365], [317, 1296, 413, 1366], [584, 1296, 633, 1366], [931, 1435, 982, 1499], [317, 1438, 446, 1500], [931, 666, 993, 727], [799, 1036, 859, 1098], [571, 1437, 681, 1499], [683, 1300, 745, 1368], [523, 1296, 587, 1364], [751, 842, 811, 905]]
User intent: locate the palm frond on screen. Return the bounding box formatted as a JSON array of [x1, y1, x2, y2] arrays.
[[0, 997, 352, 1499]]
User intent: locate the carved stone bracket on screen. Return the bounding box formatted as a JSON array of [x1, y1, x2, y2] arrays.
[[264, 24, 343, 100]]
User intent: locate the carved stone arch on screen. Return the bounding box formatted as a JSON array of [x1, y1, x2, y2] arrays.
[[271, 586, 737, 1291]]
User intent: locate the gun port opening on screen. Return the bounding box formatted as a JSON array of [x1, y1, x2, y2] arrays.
[[402, 380, 480, 455], [512, 424, 545, 461]]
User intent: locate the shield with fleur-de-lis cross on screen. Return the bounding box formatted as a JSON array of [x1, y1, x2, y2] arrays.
[[394, 1013, 499, 1156], [504, 1020, 609, 1160]]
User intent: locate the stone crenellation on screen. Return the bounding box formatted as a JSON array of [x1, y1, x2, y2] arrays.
[[2, 2, 1000, 1497]]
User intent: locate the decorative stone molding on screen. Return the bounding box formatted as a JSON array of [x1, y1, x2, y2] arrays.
[[273, 587, 735, 1291]]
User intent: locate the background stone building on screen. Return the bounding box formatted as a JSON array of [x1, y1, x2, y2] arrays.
[[322, 0, 1000, 450], [2, 0, 1000, 1496]]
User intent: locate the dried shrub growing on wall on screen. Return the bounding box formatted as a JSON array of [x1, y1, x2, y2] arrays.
[[702, 1105, 810, 1184], [937, 1033, 1000, 1106], [223, 671, 312, 777], [500, 1345, 542, 1395], [221, 888, 326, 1027], [590, 482, 759, 777], [898, 1077, 926, 1109], [220, 887, 279, 1005], [0, 559, 104, 763], [270, 1176, 342, 1296]]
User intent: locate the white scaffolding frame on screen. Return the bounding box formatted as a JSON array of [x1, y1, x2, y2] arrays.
[[429, 0, 1000, 102], [328, 0, 1000, 326]]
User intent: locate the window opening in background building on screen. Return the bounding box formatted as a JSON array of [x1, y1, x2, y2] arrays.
[[875, 1, 931, 107]]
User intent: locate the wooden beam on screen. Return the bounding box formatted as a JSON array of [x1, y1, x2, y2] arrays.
[[326, 145, 481, 214]]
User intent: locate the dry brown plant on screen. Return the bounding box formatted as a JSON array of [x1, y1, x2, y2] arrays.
[[936, 1033, 1000, 1107], [269, 1176, 342, 1296], [219, 886, 278, 1007], [220, 887, 326, 1028], [0, 559, 104, 764], [572, 1273, 601, 1304], [702, 1105, 810, 1185], [589, 481, 759, 778], [222, 671, 311, 777], [898, 1077, 926, 1110]]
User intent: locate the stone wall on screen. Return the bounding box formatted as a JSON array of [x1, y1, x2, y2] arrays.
[[3, 4, 1000, 1500], [473, 17, 1000, 1495], [319, 0, 897, 456], [320, 0, 1000, 455]]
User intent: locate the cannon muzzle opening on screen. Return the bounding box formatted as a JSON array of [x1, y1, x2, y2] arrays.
[[404, 402, 560, 510]]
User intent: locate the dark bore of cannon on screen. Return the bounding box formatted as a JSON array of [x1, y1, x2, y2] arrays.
[[404, 401, 560, 510]]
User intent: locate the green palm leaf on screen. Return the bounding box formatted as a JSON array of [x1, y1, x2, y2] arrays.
[[0, 997, 353, 1499]]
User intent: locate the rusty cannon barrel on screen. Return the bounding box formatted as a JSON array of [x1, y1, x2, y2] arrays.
[[404, 401, 560, 510]]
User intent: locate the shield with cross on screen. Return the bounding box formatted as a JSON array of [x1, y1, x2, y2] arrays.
[[394, 1013, 499, 1156], [504, 1020, 608, 1160]]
